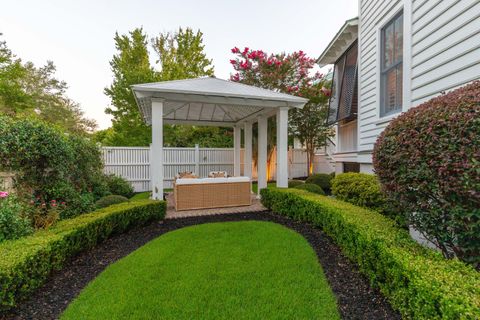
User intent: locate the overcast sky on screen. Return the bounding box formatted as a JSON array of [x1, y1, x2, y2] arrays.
[[1, 0, 358, 129]]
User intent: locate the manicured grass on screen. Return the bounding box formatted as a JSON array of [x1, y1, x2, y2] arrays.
[[129, 192, 151, 200], [251, 181, 276, 194], [130, 189, 173, 200], [62, 221, 339, 320]]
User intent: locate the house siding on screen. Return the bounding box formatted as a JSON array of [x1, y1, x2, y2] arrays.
[[358, 0, 403, 153], [357, 0, 480, 158], [410, 0, 480, 105]]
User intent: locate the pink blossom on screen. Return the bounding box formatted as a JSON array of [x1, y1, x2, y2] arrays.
[[230, 59, 236, 65], [321, 87, 332, 97], [0, 191, 8, 198], [231, 47, 240, 54], [240, 61, 249, 70]]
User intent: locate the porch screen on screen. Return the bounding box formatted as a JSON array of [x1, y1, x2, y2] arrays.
[[327, 41, 358, 125]]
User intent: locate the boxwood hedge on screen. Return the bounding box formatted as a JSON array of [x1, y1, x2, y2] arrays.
[[0, 199, 166, 312], [261, 187, 480, 319]]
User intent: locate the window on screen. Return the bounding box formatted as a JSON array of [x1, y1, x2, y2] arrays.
[[327, 41, 358, 125], [343, 162, 360, 173], [381, 11, 403, 117]]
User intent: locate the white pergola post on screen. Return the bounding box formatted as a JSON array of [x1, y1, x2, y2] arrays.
[[151, 99, 164, 200], [257, 115, 268, 196], [276, 107, 289, 188], [244, 122, 253, 179], [233, 125, 241, 176]]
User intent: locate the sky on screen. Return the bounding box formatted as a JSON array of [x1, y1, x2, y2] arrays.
[[1, 0, 358, 129]]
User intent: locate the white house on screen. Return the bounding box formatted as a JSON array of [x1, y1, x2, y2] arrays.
[[318, 1, 480, 173]]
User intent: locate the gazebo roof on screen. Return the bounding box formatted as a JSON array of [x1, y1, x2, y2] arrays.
[[132, 77, 308, 126]]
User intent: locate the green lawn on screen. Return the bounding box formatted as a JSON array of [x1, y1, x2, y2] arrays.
[[62, 221, 339, 320], [251, 181, 276, 194], [129, 192, 151, 200]]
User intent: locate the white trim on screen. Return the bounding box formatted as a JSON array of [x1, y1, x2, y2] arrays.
[[356, 0, 362, 158], [403, 0, 413, 112], [233, 125, 241, 176], [257, 115, 268, 196], [151, 100, 164, 200], [276, 107, 289, 188], [243, 122, 253, 179], [318, 17, 359, 66]]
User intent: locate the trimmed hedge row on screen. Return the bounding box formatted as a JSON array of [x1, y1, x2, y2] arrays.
[[0, 199, 166, 312], [260, 188, 480, 319]]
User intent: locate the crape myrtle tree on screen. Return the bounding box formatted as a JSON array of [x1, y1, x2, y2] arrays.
[[102, 27, 233, 147], [229, 47, 333, 175]]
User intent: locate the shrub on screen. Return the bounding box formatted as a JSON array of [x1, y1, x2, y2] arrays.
[[43, 181, 95, 219], [0, 117, 105, 219], [0, 194, 32, 242], [331, 173, 388, 212], [287, 180, 304, 188], [103, 174, 134, 199], [260, 188, 480, 319], [96, 195, 129, 208], [294, 183, 325, 195], [0, 199, 166, 311], [373, 81, 480, 268], [305, 173, 332, 193]]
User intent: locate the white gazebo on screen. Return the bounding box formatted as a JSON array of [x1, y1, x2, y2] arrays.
[[132, 77, 308, 200]]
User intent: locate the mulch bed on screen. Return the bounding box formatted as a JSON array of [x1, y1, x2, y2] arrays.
[[3, 212, 401, 320]]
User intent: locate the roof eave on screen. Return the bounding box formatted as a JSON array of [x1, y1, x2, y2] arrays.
[[131, 86, 308, 107], [317, 17, 359, 66]]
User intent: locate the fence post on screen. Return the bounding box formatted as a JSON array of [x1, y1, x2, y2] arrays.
[[194, 144, 200, 176]]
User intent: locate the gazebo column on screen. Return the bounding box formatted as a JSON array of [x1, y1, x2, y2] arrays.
[[276, 107, 289, 188], [233, 125, 241, 176], [151, 99, 164, 200], [244, 122, 253, 179], [257, 115, 268, 196]]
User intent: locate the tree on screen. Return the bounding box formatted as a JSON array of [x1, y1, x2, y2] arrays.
[[0, 36, 96, 134], [152, 27, 214, 80], [103, 27, 221, 147], [229, 48, 332, 174], [104, 28, 158, 146]]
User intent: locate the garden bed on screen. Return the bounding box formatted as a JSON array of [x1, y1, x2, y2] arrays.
[[261, 188, 480, 319], [3, 211, 400, 320]]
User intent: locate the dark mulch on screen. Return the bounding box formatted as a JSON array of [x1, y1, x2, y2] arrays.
[[3, 212, 401, 320]]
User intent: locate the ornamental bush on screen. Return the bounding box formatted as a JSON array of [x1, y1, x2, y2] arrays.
[[260, 188, 480, 319], [0, 194, 32, 242], [331, 173, 391, 216], [103, 174, 134, 199], [373, 81, 480, 268], [95, 195, 129, 209], [0, 116, 104, 219], [0, 199, 166, 311], [294, 183, 325, 195], [305, 173, 332, 193], [288, 180, 304, 188]]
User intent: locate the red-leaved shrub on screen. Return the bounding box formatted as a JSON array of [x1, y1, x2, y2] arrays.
[[373, 80, 480, 269]]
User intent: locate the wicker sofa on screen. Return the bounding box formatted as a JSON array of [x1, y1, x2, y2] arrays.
[[174, 177, 251, 211]]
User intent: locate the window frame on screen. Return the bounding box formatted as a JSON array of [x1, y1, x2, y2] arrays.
[[380, 10, 404, 117], [326, 40, 358, 125]]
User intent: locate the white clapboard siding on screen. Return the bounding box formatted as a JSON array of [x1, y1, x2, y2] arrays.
[[102, 146, 320, 192], [410, 0, 480, 105], [357, 0, 480, 155]]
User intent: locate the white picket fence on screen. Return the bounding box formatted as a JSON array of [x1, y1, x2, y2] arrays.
[[102, 146, 326, 192]]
